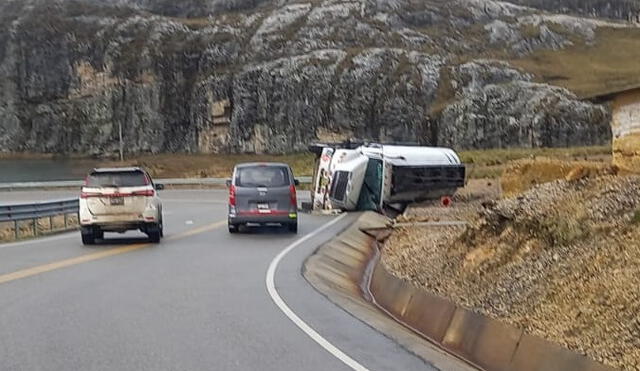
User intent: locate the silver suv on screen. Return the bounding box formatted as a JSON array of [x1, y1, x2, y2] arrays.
[[227, 163, 299, 233], [79, 167, 164, 245]]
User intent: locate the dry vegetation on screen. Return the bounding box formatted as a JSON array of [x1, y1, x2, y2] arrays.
[[112, 146, 612, 180], [500, 157, 617, 196], [459, 145, 611, 179], [511, 27, 640, 98], [100, 152, 317, 179], [0, 146, 613, 182], [429, 25, 640, 114]]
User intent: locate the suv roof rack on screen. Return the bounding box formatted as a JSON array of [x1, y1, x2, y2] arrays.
[[91, 167, 144, 173]]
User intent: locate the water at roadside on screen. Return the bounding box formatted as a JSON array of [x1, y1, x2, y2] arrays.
[[0, 158, 100, 183]]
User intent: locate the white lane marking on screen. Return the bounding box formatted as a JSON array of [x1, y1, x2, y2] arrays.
[[185, 220, 194, 225], [0, 232, 75, 250], [266, 213, 368, 371]]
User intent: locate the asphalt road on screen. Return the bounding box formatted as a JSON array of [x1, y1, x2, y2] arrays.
[[0, 189, 449, 371]]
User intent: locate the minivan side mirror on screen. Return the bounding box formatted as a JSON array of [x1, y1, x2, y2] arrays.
[[225, 179, 232, 187], [294, 179, 300, 186], [155, 183, 165, 191]]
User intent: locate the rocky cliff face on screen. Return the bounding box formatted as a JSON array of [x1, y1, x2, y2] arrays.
[[438, 60, 611, 148], [501, 0, 640, 21], [0, 0, 621, 155]]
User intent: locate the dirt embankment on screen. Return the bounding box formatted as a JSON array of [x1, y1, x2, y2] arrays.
[[383, 174, 640, 370], [500, 157, 617, 196]]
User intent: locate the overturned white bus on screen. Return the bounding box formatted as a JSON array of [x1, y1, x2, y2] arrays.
[[308, 142, 466, 214]]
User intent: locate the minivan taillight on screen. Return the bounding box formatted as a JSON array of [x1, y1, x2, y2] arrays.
[[289, 185, 297, 208], [229, 185, 236, 206]]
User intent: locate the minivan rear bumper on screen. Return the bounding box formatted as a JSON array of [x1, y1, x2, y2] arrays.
[[229, 211, 297, 225]]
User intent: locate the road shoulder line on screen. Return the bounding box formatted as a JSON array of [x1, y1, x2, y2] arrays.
[[0, 231, 76, 250], [265, 213, 369, 371]]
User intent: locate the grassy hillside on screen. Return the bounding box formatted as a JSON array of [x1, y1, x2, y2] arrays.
[[511, 26, 640, 98]]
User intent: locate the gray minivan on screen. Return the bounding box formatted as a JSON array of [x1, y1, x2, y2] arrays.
[[227, 162, 299, 233]]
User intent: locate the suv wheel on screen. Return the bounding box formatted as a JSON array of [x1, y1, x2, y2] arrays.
[[287, 222, 298, 234], [228, 223, 238, 234], [81, 227, 96, 245], [147, 224, 161, 243], [95, 230, 104, 240]]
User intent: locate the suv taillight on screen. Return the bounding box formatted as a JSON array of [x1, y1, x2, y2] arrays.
[[289, 185, 297, 208], [80, 190, 100, 198], [229, 185, 236, 206], [131, 189, 155, 197]]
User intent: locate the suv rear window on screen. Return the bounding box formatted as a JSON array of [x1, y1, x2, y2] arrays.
[[86, 171, 148, 187], [235, 166, 289, 187]]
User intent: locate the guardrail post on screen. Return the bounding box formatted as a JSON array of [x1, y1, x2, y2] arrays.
[[0, 198, 81, 242]]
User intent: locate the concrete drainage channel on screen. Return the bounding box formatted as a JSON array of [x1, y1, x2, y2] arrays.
[[304, 212, 615, 371]]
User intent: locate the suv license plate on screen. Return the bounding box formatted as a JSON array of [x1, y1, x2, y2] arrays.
[[110, 197, 124, 206], [257, 203, 270, 213]]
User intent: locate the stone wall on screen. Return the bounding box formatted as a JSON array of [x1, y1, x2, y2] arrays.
[[612, 88, 640, 172]]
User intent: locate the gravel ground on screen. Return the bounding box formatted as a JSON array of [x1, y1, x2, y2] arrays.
[[383, 175, 640, 370]]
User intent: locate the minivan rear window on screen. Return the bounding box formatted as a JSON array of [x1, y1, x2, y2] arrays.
[[235, 166, 289, 187], [86, 171, 148, 187]]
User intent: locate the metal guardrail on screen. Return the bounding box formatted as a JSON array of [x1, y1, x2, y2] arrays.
[[0, 198, 80, 240], [0, 199, 79, 222], [0, 177, 313, 190]]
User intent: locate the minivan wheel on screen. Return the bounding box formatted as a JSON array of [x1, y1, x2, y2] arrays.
[[81, 227, 95, 245], [287, 222, 298, 234], [94, 230, 104, 240], [147, 224, 161, 243]]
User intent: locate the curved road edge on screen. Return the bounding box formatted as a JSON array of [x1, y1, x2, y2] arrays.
[[303, 212, 477, 371], [266, 213, 369, 371]]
